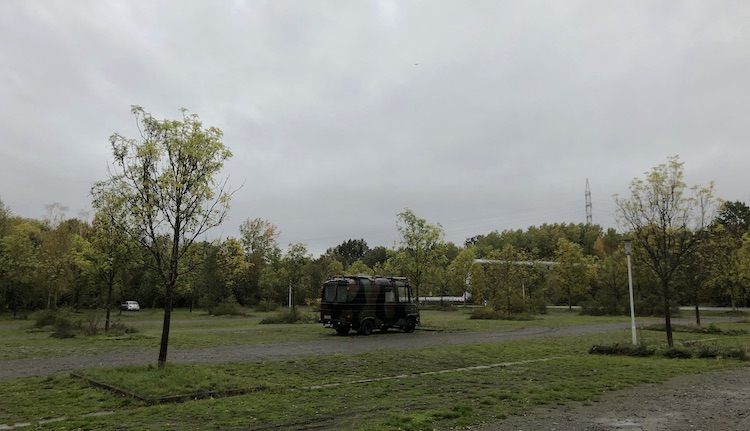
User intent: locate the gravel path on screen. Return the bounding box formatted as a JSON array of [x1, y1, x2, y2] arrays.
[[476, 367, 750, 431], [1, 321, 630, 380]]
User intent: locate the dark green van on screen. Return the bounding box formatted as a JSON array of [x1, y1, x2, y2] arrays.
[[319, 275, 419, 335]]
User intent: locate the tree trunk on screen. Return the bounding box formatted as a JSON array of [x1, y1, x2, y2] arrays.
[[663, 280, 674, 347], [694, 303, 700, 326], [158, 280, 173, 367], [105, 282, 113, 332], [568, 286, 572, 310]]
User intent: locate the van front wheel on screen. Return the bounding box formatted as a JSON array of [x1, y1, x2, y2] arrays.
[[403, 317, 416, 333], [359, 319, 374, 335]]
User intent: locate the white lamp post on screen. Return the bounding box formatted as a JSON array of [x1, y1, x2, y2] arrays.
[[624, 239, 637, 345]]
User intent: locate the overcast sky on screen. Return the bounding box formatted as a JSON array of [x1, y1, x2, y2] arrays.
[[2, 1, 749, 256]]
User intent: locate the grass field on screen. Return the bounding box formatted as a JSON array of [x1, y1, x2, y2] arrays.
[[1, 308, 748, 430]]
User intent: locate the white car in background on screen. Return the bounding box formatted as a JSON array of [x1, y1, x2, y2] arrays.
[[121, 301, 140, 311]]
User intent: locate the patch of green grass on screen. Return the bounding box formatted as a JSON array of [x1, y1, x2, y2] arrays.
[[0, 308, 731, 361], [0, 375, 143, 425], [645, 322, 748, 335], [1, 308, 630, 361], [0, 315, 325, 361], [2, 308, 750, 430], [4, 325, 749, 430], [419, 308, 633, 332]]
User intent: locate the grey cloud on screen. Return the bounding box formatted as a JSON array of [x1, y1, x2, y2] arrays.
[[1, 1, 749, 255]]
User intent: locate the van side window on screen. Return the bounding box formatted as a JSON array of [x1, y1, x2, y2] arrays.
[[397, 286, 411, 303], [384, 287, 395, 303]]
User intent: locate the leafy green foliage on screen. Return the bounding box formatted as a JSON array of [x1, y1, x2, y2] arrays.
[[615, 156, 720, 347], [327, 238, 369, 266], [549, 238, 595, 309], [714, 201, 750, 238], [211, 296, 247, 316], [468, 222, 605, 260], [394, 208, 446, 300], [91, 106, 234, 366]]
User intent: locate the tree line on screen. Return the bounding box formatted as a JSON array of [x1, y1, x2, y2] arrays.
[[3, 197, 748, 320], [2, 106, 749, 361]]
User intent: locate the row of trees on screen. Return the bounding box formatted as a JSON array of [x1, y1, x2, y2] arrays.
[[2, 104, 749, 362], [4, 196, 748, 320], [0, 201, 606, 319]]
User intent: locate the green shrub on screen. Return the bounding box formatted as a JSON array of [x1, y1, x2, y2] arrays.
[[51, 315, 78, 339], [469, 307, 535, 321], [662, 347, 692, 359], [34, 309, 81, 338], [212, 300, 247, 317], [592, 341, 747, 361], [696, 344, 719, 359], [722, 329, 748, 336], [695, 344, 748, 361], [33, 309, 59, 328], [589, 343, 655, 357], [81, 314, 101, 336], [627, 344, 656, 357], [108, 321, 139, 336], [259, 309, 316, 324], [703, 324, 722, 334], [725, 347, 749, 361], [589, 344, 618, 355], [254, 300, 280, 312]]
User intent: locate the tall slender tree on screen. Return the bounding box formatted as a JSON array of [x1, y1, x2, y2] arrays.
[[239, 218, 281, 304], [395, 208, 445, 301], [92, 106, 233, 367], [289, 243, 312, 307], [88, 211, 136, 331], [548, 238, 593, 310]]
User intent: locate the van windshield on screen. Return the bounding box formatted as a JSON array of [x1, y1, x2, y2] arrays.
[[323, 284, 349, 302]]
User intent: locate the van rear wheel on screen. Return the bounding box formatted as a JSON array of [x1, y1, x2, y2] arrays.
[[336, 325, 350, 335], [359, 319, 374, 335]]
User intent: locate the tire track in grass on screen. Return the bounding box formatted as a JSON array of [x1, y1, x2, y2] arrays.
[[302, 357, 562, 390]]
